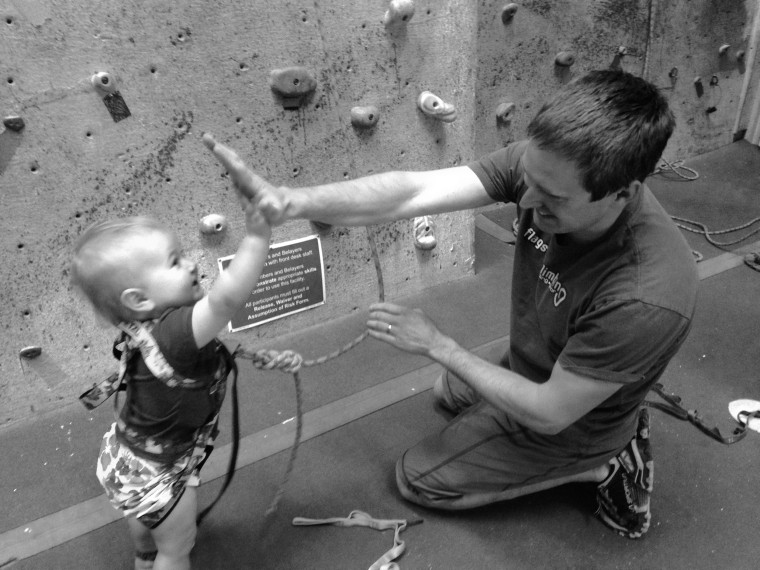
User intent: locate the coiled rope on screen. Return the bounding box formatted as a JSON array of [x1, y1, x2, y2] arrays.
[[654, 158, 760, 251], [235, 226, 385, 523]]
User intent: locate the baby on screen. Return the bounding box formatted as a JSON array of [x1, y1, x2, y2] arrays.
[[72, 175, 270, 569]]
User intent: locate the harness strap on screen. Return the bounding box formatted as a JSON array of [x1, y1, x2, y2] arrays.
[[644, 383, 760, 445], [292, 510, 422, 570], [197, 344, 240, 525], [79, 321, 240, 525]]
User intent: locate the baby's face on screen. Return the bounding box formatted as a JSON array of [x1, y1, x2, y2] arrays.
[[132, 229, 203, 313]]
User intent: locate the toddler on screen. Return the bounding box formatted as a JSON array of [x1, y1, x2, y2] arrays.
[[72, 189, 270, 569]]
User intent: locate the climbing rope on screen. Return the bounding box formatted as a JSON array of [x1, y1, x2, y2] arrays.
[[233, 225, 385, 529], [670, 215, 760, 250], [653, 158, 700, 181], [652, 159, 760, 252]]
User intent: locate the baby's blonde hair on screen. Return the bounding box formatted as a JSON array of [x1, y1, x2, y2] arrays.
[[71, 216, 167, 324]]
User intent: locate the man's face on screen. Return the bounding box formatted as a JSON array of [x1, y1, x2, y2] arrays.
[[519, 141, 624, 243]]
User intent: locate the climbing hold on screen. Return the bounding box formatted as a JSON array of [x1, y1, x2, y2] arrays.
[[350, 105, 380, 129], [736, 50, 746, 61], [718, 43, 731, 56], [617, 46, 627, 56], [90, 71, 117, 94], [413, 216, 436, 250], [495, 102, 516, 123], [383, 0, 415, 27], [90, 71, 131, 122], [3, 115, 25, 132], [554, 51, 575, 67], [501, 3, 519, 23], [269, 67, 317, 109], [417, 91, 457, 123], [200, 214, 228, 234], [19, 346, 42, 359]]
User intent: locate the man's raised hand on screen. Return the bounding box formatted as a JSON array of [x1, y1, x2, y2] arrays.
[[202, 133, 287, 224]]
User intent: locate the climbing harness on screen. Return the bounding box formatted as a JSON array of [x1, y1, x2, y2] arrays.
[[79, 318, 239, 525], [644, 383, 760, 445], [292, 510, 423, 570]]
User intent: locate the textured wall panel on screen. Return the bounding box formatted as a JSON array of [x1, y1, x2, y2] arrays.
[[474, 0, 759, 160], [0, 0, 478, 426], [0, 0, 756, 427]]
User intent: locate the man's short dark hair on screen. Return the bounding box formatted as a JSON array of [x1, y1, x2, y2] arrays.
[[526, 69, 675, 201]]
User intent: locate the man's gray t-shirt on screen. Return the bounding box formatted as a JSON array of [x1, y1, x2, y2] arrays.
[[468, 141, 698, 453]]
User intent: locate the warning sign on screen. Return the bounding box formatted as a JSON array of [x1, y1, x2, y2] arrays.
[[219, 235, 325, 332]]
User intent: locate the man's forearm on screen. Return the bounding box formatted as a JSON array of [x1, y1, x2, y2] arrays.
[[284, 171, 423, 226], [429, 337, 559, 433]]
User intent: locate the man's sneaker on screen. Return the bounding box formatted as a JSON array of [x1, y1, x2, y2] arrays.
[[596, 407, 654, 539]]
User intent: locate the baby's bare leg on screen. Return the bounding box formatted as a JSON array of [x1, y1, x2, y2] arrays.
[[127, 516, 157, 570], [150, 487, 198, 570]]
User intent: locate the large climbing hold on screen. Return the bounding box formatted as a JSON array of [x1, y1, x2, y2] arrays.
[[417, 91, 457, 123], [384, 0, 415, 27], [350, 105, 380, 129], [501, 3, 519, 23], [3, 115, 25, 132], [269, 67, 317, 110]]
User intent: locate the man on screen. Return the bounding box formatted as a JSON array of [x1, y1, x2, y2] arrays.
[[211, 69, 698, 538]]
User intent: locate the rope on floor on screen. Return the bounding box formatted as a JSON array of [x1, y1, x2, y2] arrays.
[[671, 215, 760, 250], [653, 158, 760, 254], [236, 226, 386, 538], [653, 157, 700, 181]]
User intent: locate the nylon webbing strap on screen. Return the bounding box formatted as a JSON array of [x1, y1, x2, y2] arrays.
[[197, 345, 240, 525], [292, 510, 422, 570], [644, 383, 760, 445]]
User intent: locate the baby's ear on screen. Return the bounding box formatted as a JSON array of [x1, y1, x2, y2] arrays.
[[120, 288, 155, 313]]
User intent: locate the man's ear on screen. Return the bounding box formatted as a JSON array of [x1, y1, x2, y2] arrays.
[[120, 288, 155, 313], [616, 180, 642, 202]]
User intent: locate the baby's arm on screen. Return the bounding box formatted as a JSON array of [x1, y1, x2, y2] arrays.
[[191, 193, 271, 348]]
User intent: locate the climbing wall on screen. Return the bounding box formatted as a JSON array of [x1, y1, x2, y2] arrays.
[[475, 0, 760, 160], [0, 0, 478, 426], [1, 0, 758, 427]]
